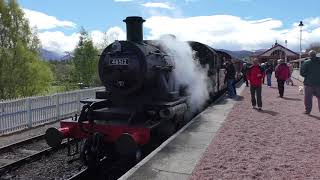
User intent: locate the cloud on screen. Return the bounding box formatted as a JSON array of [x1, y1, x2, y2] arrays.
[[38, 31, 80, 54], [29, 6, 319, 55], [90, 27, 126, 49], [38, 27, 126, 54], [142, 2, 175, 9], [144, 15, 320, 51], [23, 9, 76, 30]]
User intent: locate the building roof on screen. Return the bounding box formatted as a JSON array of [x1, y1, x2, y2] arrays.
[[252, 43, 299, 57]]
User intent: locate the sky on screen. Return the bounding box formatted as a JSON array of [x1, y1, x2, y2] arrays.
[[18, 0, 320, 54]]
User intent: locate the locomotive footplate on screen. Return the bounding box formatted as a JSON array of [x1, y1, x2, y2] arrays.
[[147, 96, 188, 108]]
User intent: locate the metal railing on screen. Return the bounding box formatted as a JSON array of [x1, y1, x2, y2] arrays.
[[0, 87, 104, 135]]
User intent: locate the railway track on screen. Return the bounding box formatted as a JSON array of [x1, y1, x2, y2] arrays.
[[68, 168, 88, 180], [0, 134, 67, 176]]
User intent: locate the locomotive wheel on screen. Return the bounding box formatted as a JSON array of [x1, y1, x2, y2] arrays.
[[80, 133, 105, 170]]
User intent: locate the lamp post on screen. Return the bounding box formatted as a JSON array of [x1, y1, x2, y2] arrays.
[[298, 21, 304, 68], [285, 40, 288, 62]]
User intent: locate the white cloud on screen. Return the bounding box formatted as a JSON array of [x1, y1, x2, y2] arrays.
[[105, 26, 126, 42], [23, 9, 76, 30], [38, 27, 126, 54], [38, 31, 80, 54], [142, 2, 175, 9], [31, 9, 319, 54], [144, 15, 320, 51], [90, 27, 126, 48]]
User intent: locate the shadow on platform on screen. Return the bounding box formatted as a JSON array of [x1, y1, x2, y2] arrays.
[[256, 109, 279, 116], [218, 95, 244, 104], [233, 95, 244, 101], [282, 97, 301, 101]]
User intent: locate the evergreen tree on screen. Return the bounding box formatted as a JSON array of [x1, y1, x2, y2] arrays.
[[73, 27, 99, 87], [0, 0, 53, 99]]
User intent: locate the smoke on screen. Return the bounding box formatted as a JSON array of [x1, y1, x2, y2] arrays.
[[158, 35, 211, 111]]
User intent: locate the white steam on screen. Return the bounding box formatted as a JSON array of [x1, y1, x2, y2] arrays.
[[158, 35, 211, 111]]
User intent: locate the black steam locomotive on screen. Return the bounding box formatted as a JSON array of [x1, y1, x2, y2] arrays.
[[45, 16, 243, 169]]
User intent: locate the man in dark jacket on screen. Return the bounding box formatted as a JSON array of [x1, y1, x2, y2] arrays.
[[300, 50, 320, 114], [265, 62, 273, 87], [247, 58, 265, 110], [225, 59, 236, 98], [275, 59, 289, 98], [241, 63, 249, 87]]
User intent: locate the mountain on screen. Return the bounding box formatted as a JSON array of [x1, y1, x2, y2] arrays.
[[40, 49, 62, 61], [40, 49, 73, 61], [218, 49, 254, 60], [60, 53, 73, 61]]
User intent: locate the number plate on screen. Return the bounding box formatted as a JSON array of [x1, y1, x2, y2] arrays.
[[109, 58, 129, 65]]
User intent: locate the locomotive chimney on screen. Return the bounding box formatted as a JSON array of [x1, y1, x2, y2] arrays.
[[123, 16, 145, 43]]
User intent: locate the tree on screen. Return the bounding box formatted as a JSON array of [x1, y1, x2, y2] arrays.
[[72, 27, 100, 87], [306, 42, 320, 53], [0, 0, 53, 99], [48, 60, 77, 91]]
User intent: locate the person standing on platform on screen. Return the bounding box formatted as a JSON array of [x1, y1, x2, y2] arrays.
[[241, 63, 249, 87], [275, 59, 290, 98], [225, 59, 236, 98], [300, 50, 320, 115], [286, 63, 294, 86], [265, 62, 273, 87], [261, 63, 266, 84], [247, 58, 265, 110]]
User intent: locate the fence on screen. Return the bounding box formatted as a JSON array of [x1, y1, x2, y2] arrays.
[[0, 87, 104, 135]]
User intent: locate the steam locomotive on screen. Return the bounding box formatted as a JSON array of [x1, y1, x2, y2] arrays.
[[45, 16, 243, 169]]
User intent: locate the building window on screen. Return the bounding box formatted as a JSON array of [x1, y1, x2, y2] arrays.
[[271, 50, 285, 59]]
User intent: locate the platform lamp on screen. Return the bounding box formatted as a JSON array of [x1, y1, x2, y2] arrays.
[[298, 21, 304, 68], [285, 40, 288, 63]]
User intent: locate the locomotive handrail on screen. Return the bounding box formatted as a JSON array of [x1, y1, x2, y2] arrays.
[[147, 51, 169, 57]]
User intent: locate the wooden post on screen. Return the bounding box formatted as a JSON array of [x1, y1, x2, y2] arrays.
[[27, 98, 32, 128], [56, 94, 60, 121]]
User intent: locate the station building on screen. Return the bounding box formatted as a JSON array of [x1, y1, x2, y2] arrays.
[[251, 42, 299, 65]]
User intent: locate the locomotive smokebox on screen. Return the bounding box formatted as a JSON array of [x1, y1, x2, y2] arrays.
[[123, 16, 145, 43]]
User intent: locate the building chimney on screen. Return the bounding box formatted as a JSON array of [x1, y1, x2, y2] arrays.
[[123, 16, 145, 43]]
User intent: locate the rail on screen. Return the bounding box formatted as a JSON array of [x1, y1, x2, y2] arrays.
[[68, 168, 89, 180], [0, 140, 69, 175], [0, 87, 104, 135]]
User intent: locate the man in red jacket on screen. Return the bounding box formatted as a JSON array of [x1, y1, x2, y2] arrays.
[[275, 59, 290, 98], [247, 58, 265, 110]]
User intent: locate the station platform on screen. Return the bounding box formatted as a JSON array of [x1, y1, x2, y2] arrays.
[[121, 76, 320, 180]]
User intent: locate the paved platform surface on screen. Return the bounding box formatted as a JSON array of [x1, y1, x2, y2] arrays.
[[120, 83, 246, 180], [190, 77, 320, 180]]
